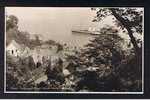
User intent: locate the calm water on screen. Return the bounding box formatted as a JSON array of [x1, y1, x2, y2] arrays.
[[6, 7, 100, 48]]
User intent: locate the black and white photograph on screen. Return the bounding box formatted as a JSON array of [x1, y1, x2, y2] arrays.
[[5, 7, 144, 93]]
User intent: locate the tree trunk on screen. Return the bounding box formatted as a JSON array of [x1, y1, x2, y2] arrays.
[[110, 8, 142, 79], [110, 8, 140, 55]]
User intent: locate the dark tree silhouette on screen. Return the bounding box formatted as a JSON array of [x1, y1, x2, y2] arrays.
[[6, 15, 18, 31], [92, 7, 143, 82], [92, 8, 143, 54]]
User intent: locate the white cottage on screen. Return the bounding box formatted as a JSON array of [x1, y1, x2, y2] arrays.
[[6, 40, 30, 57], [6, 40, 22, 57]]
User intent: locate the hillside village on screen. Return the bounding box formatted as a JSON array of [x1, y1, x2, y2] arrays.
[[6, 32, 79, 91]]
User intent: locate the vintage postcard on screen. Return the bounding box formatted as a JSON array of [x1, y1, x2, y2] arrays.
[[5, 7, 144, 94]]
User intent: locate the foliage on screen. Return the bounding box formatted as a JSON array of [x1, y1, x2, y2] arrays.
[[6, 15, 18, 31], [6, 54, 36, 91], [92, 8, 143, 54], [92, 8, 143, 34], [65, 33, 127, 91], [65, 8, 143, 92], [6, 15, 44, 49]]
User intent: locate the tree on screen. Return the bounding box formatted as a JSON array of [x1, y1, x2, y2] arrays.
[[66, 22, 142, 91], [6, 15, 37, 48], [6, 15, 18, 31], [6, 73, 19, 90], [92, 8, 143, 55], [92, 8, 143, 80], [28, 56, 36, 71], [66, 32, 126, 91]]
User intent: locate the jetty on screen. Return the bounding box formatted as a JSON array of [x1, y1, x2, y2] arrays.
[[71, 29, 100, 35]]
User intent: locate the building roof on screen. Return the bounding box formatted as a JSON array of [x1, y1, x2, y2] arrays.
[[7, 40, 30, 51], [7, 40, 21, 49]]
